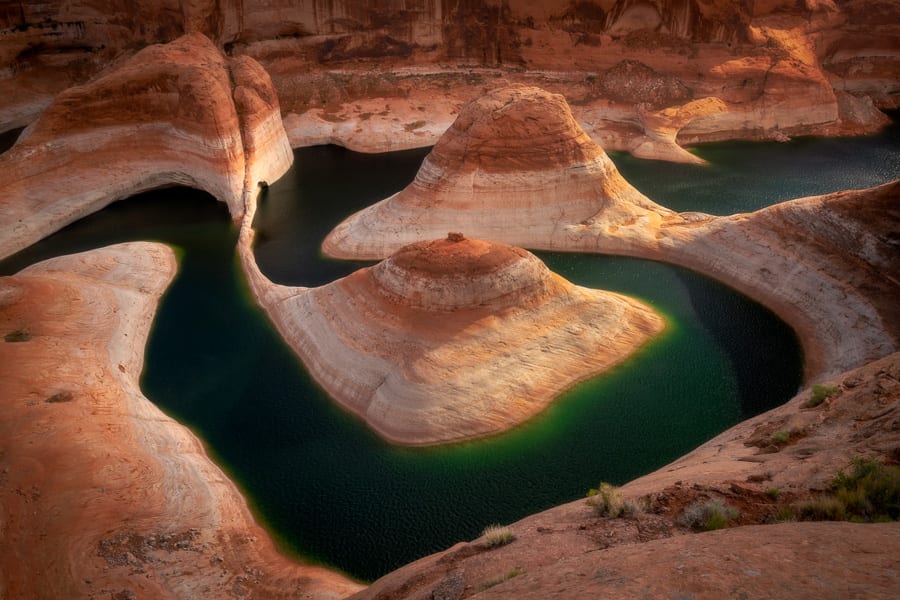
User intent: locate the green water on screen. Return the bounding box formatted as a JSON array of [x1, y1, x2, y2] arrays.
[[1, 126, 897, 582]]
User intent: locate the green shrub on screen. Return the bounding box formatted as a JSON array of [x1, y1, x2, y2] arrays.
[[795, 496, 846, 521], [775, 505, 796, 522], [678, 498, 739, 531], [481, 524, 516, 548], [771, 430, 790, 445], [793, 459, 899, 523], [479, 567, 524, 590], [586, 482, 639, 518], [805, 384, 839, 408], [766, 487, 780, 500], [831, 459, 899, 521]]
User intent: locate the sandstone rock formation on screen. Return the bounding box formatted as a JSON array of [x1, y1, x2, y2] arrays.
[[3, 2, 897, 161], [0, 32, 292, 261], [0, 242, 361, 599], [347, 350, 900, 600], [323, 85, 671, 259], [322, 84, 898, 381], [242, 233, 663, 445]]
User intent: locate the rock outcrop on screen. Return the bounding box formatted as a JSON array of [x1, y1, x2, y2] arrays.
[[1, 1, 897, 159], [242, 233, 663, 445], [0, 243, 361, 599], [0, 32, 292, 261], [322, 85, 898, 381], [347, 350, 900, 600], [323, 85, 671, 259]]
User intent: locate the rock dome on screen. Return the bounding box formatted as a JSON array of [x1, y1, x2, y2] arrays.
[[323, 84, 670, 260], [273, 235, 665, 445]]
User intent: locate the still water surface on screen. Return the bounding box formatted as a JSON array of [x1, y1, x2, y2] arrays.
[[2, 125, 898, 581]]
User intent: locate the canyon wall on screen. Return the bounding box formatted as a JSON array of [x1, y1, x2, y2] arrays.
[[2, 1, 898, 157], [0, 32, 292, 261]]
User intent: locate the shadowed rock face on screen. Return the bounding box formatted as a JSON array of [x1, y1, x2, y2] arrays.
[[243, 233, 664, 445], [322, 84, 669, 259], [0, 32, 292, 261]]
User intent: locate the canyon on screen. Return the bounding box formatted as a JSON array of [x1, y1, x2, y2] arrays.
[[1, 1, 898, 598]]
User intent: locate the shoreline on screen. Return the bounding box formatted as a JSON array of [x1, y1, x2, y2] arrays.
[[0, 242, 362, 598]]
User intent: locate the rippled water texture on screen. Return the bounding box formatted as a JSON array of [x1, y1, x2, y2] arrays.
[[1, 122, 897, 581]]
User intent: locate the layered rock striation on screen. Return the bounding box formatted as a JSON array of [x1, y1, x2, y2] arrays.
[[0, 243, 360, 599], [0, 32, 292, 261], [245, 233, 664, 445], [2, 1, 897, 159], [323, 85, 671, 259], [322, 83, 898, 381]]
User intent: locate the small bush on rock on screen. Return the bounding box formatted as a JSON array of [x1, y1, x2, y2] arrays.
[[586, 482, 640, 518], [805, 384, 839, 408], [482, 524, 516, 548], [678, 498, 738, 531]]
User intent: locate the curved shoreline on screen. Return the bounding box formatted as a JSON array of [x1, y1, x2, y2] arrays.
[[0, 242, 362, 598]]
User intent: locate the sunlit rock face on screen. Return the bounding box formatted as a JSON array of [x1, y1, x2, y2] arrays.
[[0, 243, 363, 599], [0, 32, 292, 260], [259, 234, 663, 446], [1, 1, 896, 159], [323, 84, 669, 259]]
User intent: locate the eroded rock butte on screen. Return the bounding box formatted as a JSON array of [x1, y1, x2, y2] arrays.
[[323, 84, 670, 259], [244, 233, 664, 445]]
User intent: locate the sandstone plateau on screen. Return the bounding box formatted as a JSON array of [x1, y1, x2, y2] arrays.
[[0, 32, 292, 261], [2, 1, 898, 160], [242, 233, 663, 445], [323, 85, 671, 259], [0, 243, 361, 599]]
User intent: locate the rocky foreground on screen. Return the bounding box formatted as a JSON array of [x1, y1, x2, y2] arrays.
[[0, 243, 362, 599], [241, 233, 663, 445], [350, 351, 900, 599]]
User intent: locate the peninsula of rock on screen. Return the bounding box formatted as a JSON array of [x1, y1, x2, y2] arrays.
[[323, 85, 671, 260], [243, 233, 663, 445], [323, 85, 899, 383]]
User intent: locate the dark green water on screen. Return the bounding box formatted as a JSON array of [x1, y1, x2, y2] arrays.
[[1, 126, 897, 582]]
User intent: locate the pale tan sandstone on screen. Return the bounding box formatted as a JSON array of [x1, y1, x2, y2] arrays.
[[323, 85, 671, 260], [322, 84, 898, 380], [240, 232, 663, 445], [0, 242, 362, 599], [348, 351, 900, 600], [0, 32, 292, 261]]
